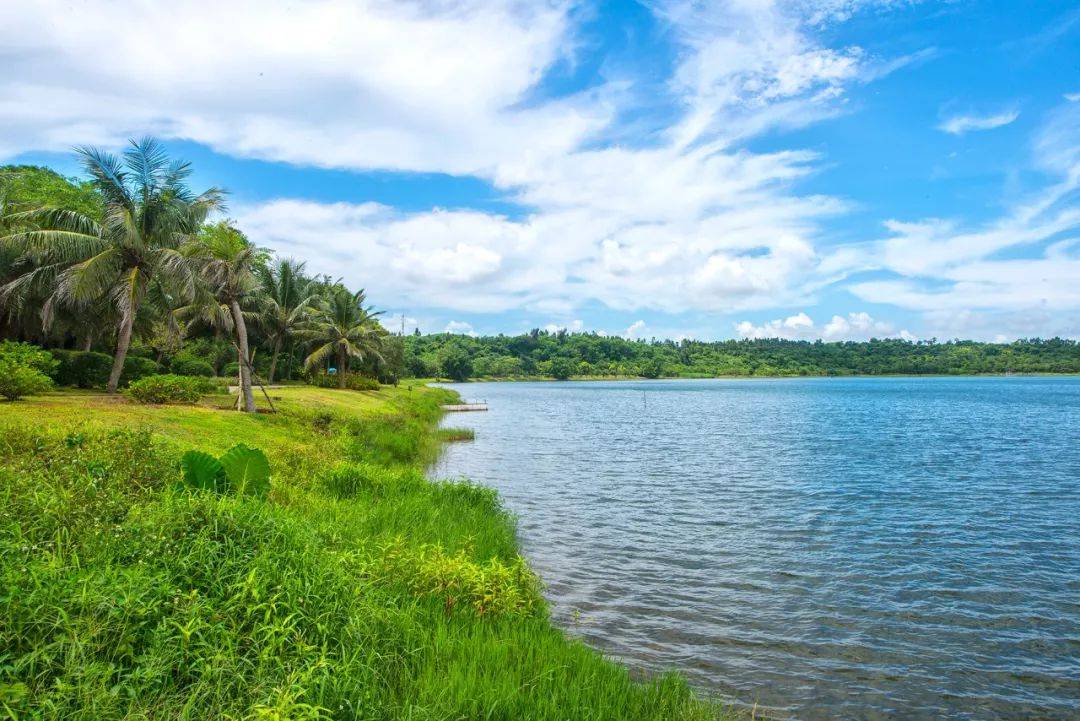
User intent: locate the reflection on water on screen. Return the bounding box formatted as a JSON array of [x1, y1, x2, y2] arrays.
[[432, 377, 1080, 721]]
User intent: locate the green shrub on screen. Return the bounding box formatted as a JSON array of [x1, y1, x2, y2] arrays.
[[0, 341, 58, 376], [308, 372, 381, 391], [222, 360, 240, 378], [119, 356, 159, 386], [169, 354, 215, 377], [0, 357, 53, 400], [127, 374, 206, 404], [52, 350, 113, 388]]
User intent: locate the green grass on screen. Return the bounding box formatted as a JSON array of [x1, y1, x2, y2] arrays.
[[437, 427, 476, 442], [0, 384, 736, 720]]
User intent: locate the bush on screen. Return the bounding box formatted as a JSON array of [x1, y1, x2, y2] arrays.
[[222, 361, 240, 378], [119, 356, 160, 387], [0, 357, 54, 400], [170, 355, 215, 377], [549, 356, 576, 380], [127, 374, 206, 404], [52, 350, 113, 388], [308, 372, 381, 391], [0, 341, 58, 376]]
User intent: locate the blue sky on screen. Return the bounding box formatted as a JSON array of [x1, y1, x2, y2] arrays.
[[4, 0, 1078, 341]]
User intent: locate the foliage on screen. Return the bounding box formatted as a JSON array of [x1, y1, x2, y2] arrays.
[[308, 371, 380, 391], [255, 257, 318, 383], [0, 357, 53, 400], [549, 356, 576, 380], [299, 286, 386, 388], [183, 221, 268, 411], [180, 443, 271, 498], [0, 165, 101, 219], [0, 340, 58, 376], [406, 332, 1080, 379], [51, 349, 113, 387], [169, 353, 215, 377], [0, 139, 225, 393], [438, 342, 474, 381], [128, 373, 207, 404], [118, 355, 160, 386]]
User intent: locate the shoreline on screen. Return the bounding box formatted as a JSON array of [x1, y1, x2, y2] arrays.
[[430, 371, 1080, 383], [0, 384, 738, 720]]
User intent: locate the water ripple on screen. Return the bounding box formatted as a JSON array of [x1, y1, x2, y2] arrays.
[[432, 377, 1080, 721]]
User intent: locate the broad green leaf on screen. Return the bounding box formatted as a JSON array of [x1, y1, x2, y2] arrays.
[[180, 450, 225, 492], [219, 444, 271, 497]]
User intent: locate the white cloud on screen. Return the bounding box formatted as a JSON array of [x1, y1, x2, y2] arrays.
[[443, 321, 478, 337], [624, 320, 648, 339], [544, 319, 585, 333], [938, 109, 1020, 135], [849, 100, 1080, 339], [735, 311, 911, 341], [0, 0, 608, 172], [15, 0, 1070, 341]]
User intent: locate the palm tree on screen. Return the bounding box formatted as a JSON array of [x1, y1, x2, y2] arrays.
[[300, 286, 385, 388], [0, 138, 224, 392], [256, 257, 317, 383], [183, 221, 266, 412]]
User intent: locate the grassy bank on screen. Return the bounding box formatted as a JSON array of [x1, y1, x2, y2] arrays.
[[0, 384, 732, 720]]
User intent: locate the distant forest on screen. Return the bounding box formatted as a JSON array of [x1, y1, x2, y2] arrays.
[[403, 331, 1080, 381]]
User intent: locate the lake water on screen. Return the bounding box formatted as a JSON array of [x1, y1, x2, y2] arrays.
[[431, 377, 1080, 721]]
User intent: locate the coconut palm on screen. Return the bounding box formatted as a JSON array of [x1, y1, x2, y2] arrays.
[[183, 221, 267, 412], [300, 286, 385, 388], [256, 257, 317, 383], [0, 138, 224, 392]]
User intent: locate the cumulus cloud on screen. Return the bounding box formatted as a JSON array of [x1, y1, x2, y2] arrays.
[[735, 311, 913, 341], [444, 321, 478, 337], [544, 319, 585, 333], [0, 0, 607, 172], [624, 320, 648, 339], [11, 0, 1068, 340], [938, 109, 1020, 135]]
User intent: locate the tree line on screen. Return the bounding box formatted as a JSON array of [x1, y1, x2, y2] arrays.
[[4, 139, 1076, 392], [404, 329, 1080, 381], [0, 139, 396, 410]]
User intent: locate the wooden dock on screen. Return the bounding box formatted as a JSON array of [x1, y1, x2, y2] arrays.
[[441, 402, 489, 412]]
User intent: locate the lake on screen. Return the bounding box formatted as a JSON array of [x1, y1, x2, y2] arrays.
[[431, 377, 1079, 721]]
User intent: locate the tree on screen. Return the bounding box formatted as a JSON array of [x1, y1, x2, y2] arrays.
[[256, 257, 316, 383], [437, 344, 472, 382], [300, 286, 385, 388], [183, 222, 266, 412], [549, 356, 576, 380], [1, 139, 223, 392]]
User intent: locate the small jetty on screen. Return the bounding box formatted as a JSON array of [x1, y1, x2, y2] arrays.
[[441, 399, 488, 412]]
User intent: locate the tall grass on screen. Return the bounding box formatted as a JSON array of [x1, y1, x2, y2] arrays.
[[0, 387, 735, 720]]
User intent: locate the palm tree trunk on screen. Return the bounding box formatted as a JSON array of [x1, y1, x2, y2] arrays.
[[338, 345, 346, 389], [106, 314, 134, 393], [268, 335, 283, 384], [230, 301, 256, 412], [80, 332, 93, 352]]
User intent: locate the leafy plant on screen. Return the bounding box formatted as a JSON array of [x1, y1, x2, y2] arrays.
[[169, 354, 215, 377], [51, 349, 113, 387], [179, 443, 270, 497], [0, 357, 53, 400], [308, 371, 380, 391], [0, 341, 58, 376], [127, 374, 205, 404]]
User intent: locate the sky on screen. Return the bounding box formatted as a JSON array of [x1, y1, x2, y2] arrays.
[[2, 0, 1078, 342]]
